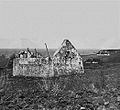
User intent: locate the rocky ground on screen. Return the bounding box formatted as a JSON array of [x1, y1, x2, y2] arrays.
[[0, 63, 120, 110]]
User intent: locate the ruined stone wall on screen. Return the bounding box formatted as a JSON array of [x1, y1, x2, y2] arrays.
[[13, 40, 84, 77], [52, 39, 84, 76], [13, 57, 84, 77], [52, 52, 84, 75], [13, 58, 54, 77]]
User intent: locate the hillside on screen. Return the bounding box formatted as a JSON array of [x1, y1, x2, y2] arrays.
[[0, 62, 120, 109], [82, 51, 120, 63], [0, 49, 120, 109]]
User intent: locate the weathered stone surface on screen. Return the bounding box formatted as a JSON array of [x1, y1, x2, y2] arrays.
[[13, 58, 54, 77], [52, 39, 84, 76], [13, 39, 84, 77]]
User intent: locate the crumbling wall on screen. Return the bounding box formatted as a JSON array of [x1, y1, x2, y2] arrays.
[[52, 39, 84, 76], [13, 39, 84, 77], [13, 58, 54, 77]]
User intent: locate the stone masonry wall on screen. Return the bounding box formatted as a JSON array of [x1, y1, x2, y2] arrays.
[[13, 40, 84, 77], [13, 58, 54, 77]]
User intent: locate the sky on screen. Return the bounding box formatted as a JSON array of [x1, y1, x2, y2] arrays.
[[0, 0, 119, 49]]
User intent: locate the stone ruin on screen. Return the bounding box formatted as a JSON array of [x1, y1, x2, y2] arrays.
[[53, 39, 84, 75], [13, 39, 84, 77]]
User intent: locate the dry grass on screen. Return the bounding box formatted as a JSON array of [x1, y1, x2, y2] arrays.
[[0, 62, 120, 109]]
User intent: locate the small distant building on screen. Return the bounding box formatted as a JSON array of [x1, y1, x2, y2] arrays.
[[84, 58, 102, 67], [52, 39, 84, 75], [97, 50, 110, 56], [97, 49, 120, 56]]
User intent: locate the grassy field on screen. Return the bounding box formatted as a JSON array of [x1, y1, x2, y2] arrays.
[[0, 49, 120, 110], [0, 64, 120, 110]]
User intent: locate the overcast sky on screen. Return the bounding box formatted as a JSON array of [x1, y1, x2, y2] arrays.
[[0, 0, 119, 49]]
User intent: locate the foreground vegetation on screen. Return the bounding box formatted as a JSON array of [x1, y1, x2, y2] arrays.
[[0, 62, 120, 110]]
